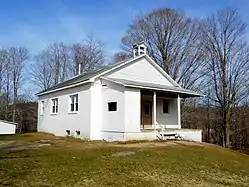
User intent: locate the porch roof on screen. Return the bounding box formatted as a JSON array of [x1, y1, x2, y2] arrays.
[[102, 77, 204, 98]]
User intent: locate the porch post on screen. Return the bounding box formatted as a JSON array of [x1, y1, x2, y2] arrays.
[[177, 94, 181, 129], [153, 91, 157, 130]]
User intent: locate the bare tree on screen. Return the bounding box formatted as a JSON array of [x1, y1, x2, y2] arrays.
[[2, 52, 12, 119], [121, 8, 205, 89], [7, 47, 29, 122], [0, 49, 8, 117], [0, 50, 4, 93], [30, 42, 71, 90], [48, 43, 71, 85], [30, 50, 54, 90], [71, 36, 105, 76], [112, 51, 132, 63], [200, 8, 249, 147], [31, 37, 105, 91]]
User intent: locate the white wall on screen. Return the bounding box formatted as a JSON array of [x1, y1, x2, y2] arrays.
[[178, 130, 202, 142], [101, 80, 125, 133], [101, 131, 125, 141], [124, 88, 141, 132], [124, 132, 156, 141], [90, 80, 102, 140], [0, 121, 16, 134], [38, 84, 91, 139], [107, 58, 173, 86], [156, 98, 179, 129]]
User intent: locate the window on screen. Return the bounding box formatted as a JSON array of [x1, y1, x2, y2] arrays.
[[163, 99, 169, 114], [66, 130, 70, 135], [70, 94, 79, 112], [108, 102, 117, 111], [144, 103, 150, 116], [51, 98, 58, 114], [140, 47, 145, 54], [40, 101, 44, 115]]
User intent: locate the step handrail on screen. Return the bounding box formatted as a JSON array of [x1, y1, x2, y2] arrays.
[[156, 122, 164, 140]]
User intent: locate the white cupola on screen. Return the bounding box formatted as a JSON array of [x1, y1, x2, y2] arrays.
[[133, 41, 147, 57]]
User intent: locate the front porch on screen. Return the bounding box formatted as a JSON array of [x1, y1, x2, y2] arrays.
[[140, 90, 181, 131], [137, 89, 202, 142], [100, 77, 203, 142]]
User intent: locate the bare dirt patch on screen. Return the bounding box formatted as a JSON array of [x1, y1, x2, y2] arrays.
[[112, 141, 178, 148], [0, 137, 205, 151], [175, 141, 204, 147], [112, 151, 136, 157], [0, 140, 51, 151]]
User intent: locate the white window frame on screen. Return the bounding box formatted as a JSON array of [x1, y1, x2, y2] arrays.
[[69, 94, 79, 113], [40, 100, 44, 116], [51, 98, 58, 114]]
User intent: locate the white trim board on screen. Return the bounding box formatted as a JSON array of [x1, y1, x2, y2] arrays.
[[0, 120, 17, 125]]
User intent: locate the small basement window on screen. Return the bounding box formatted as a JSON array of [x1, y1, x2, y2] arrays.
[[66, 130, 70, 135], [163, 100, 169, 114], [108, 102, 117, 111]]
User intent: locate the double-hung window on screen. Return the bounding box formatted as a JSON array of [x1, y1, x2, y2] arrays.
[[51, 98, 58, 114], [70, 94, 79, 112]]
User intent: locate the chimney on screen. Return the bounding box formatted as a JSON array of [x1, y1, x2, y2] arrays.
[[133, 41, 147, 57], [78, 63, 82, 75]]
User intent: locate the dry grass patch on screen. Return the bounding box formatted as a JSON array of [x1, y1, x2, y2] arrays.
[[0, 133, 249, 187]]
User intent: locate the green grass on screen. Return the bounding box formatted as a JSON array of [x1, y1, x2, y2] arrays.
[[0, 133, 249, 187]]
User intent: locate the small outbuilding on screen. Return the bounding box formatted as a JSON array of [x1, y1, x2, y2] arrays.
[[0, 120, 16, 135]]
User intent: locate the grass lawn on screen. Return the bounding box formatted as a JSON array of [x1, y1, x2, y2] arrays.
[[0, 133, 249, 187]]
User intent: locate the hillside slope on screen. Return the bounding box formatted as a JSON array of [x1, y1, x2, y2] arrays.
[[0, 133, 248, 187]]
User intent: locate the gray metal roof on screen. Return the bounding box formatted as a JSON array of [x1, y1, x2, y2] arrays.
[[37, 57, 133, 95], [103, 78, 204, 97]]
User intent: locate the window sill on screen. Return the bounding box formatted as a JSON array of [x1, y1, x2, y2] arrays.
[[68, 111, 79, 114], [50, 113, 58, 116], [162, 113, 170, 115]]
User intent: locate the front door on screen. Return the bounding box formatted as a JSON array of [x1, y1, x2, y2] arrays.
[[141, 101, 152, 129]]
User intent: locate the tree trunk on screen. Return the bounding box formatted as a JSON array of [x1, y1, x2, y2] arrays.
[[225, 124, 230, 148]]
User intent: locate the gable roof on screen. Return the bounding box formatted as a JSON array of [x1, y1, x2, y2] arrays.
[[37, 54, 180, 96]]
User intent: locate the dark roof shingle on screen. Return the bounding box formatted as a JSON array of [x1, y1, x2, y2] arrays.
[[37, 57, 133, 95]]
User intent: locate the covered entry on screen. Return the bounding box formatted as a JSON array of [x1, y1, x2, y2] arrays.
[[141, 100, 152, 128], [101, 76, 203, 135], [140, 90, 180, 130]]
